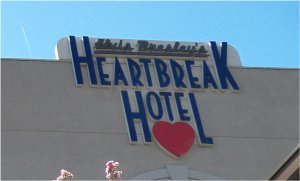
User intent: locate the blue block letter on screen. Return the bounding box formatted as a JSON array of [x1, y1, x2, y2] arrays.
[[128, 58, 143, 86], [210, 41, 239, 90], [185, 60, 201, 89], [170, 59, 187, 88], [154, 59, 170, 88], [146, 91, 163, 120], [189, 93, 213, 145], [203, 61, 218, 89], [114, 57, 129, 86], [121, 91, 151, 143], [175, 92, 190, 121], [69, 36, 97, 85], [96, 57, 111, 86]]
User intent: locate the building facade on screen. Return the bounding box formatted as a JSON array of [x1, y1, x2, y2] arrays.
[[1, 36, 299, 180]]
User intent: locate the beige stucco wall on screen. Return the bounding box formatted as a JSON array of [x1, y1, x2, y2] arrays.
[[1, 59, 299, 180]]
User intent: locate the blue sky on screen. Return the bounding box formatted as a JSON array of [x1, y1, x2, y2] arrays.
[[1, 1, 299, 68]]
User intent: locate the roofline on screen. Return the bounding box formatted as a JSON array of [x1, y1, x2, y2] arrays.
[[1, 58, 300, 70]]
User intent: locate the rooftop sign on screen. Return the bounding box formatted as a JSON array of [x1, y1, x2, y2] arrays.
[[55, 36, 241, 66], [56, 36, 241, 158]]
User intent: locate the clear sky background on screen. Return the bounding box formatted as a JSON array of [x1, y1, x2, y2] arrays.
[[1, 1, 299, 68]]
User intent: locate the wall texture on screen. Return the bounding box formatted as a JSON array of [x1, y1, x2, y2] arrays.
[[1, 59, 299, 180]]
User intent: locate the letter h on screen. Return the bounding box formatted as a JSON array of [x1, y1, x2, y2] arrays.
[[69, 36, 97, 85], [121, 90, 152, 143]]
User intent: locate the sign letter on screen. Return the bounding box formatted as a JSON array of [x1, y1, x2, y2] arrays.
[[121, 91, 151, 143], [210, 41, 239, 90], [69, 36, 97, 86]]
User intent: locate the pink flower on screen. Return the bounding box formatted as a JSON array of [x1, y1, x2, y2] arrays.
[[54, 169, 73, 181], [106, 160, 114, 167], [56, 176, 64, 181], [112, 162, 119, 167], [105, 160, 122, 180], [117, 170, 122, 178]]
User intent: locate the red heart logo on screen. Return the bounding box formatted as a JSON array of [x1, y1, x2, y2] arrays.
[[152, 121, 195, 158]]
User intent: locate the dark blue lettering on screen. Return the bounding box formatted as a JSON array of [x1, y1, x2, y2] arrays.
[[139, 59, 153, 87], [174, 92, 190, 121], [188, 93, 213, 145], [128, 58, 143, 86], [69, 36, 97, 85], [185, 60, 201, 89], [146, 91, 163, 120], [159, 92, 174, 121], [114, 57, 129, 86], [203, 61, 218, 89], [96, 57, 111, 86], [170, 59, 187, 88], [154, 59, 170, 88], [210, 41, 239, 90], [121, 90, 151, 142]]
